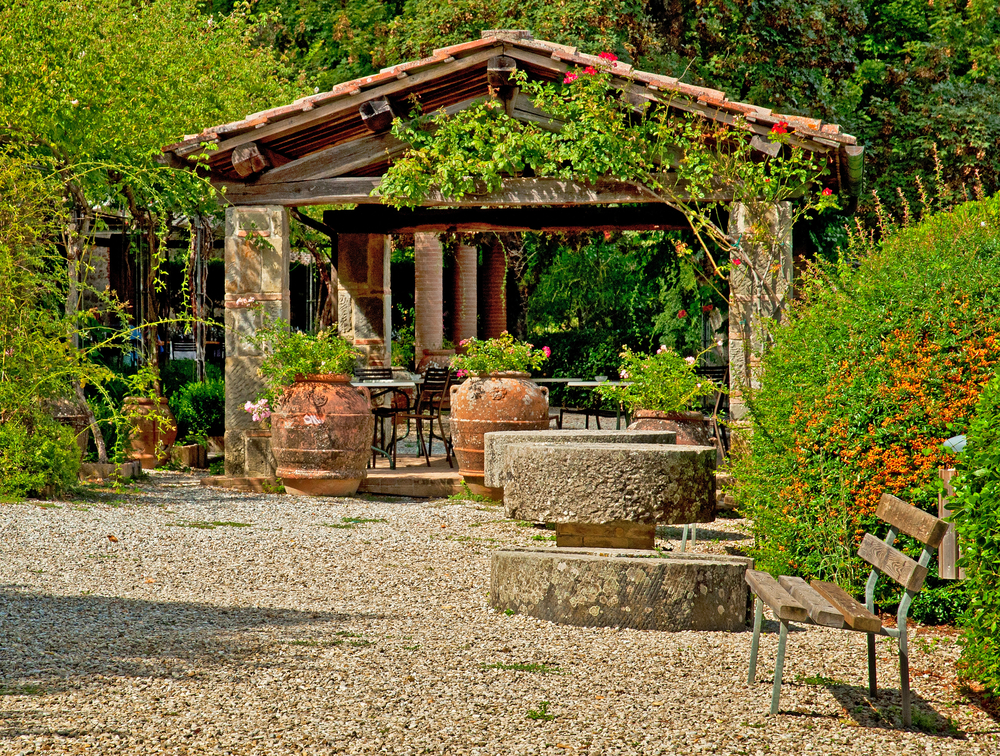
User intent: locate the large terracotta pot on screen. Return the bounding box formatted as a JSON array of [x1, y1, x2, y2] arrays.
[[450, 372, 549, 496], [271, 374, 374, 497], [49, 398, 90, 457], [629, 410, 713, 446], [124, 396, 177, 469]]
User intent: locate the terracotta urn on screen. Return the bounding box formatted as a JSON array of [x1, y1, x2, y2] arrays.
[[271, 374, 374, 497], [124, 396, 178, 469], [48, 397, 90, 457], [449, 372, 549, 497], [629, 409, 713, 446]]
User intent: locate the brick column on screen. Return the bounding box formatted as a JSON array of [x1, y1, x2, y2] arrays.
[[337, 233, 391, 366], [414, 232, 443, 357], [224, 206, 289, 478], [728, 201, 792, 424], [452, 240, 478, 344], [480, 238, 507, 338]]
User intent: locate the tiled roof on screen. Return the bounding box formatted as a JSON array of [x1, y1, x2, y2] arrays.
[[162, 30, 860, 193]]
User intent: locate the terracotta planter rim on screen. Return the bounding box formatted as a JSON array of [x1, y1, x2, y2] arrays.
[[291, 373, 351, 383], [468, 371, 532, 379], [634, 409, 705, 420]]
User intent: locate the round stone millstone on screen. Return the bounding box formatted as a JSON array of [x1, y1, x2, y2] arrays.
[[490, 548, 753, 632], [483, 429, 676, 488], [503, 442, 716, 525]]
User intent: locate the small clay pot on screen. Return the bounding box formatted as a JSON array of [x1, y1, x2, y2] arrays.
[[271, 374, 374, 497], [629, 410, 713, 446], [124, 396, 177, 469], [449, 373, 549, 496]]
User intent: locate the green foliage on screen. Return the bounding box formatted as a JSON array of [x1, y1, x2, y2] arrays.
[[596, 345, 720, 414], [247, 310, 361, 399], [451, 333, 548, 376], [0, 416, 80, 499], [169, 379, 226, 445], [733, 194, 1000, 601], [949, 373, 1000, 694]]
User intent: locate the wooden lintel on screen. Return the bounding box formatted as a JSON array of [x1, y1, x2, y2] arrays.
[[217, 176, 701, 207], [321, 205, 689, 233]]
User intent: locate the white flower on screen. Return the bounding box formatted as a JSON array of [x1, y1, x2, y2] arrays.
[[685, 356, 696, 365]]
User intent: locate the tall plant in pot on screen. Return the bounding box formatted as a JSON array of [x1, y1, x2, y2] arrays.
[[596, 345, 723, 446], [249, 314, 372, 496], [449, 333, 551, 496]]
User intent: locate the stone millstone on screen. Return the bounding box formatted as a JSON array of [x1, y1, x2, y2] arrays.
[[491, 548, 753, 632], [483, 429, 676, 488], [504, 442, 716, 525]]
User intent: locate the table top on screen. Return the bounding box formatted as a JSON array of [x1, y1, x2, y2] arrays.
[[532, 377, 582, 384], [351, 379, 422, 388], [566, 380, 631, 388]]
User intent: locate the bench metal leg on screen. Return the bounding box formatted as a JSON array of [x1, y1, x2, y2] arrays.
[[867, 632, 877, 699], [748, 597, 763, 683], [770, 621, 789, 715], [899, 629, 911, 727]]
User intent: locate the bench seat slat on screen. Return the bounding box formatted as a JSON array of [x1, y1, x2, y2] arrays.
[[777, 576, 844, 628], [876, 493, 949, 549], [810, 580, 882, 633], [745, 569, 808, 622]]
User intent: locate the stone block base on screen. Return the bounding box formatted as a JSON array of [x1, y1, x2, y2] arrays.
[[484, 429, 676, 488], [504, 442, 716, 525], [171, 444, 208, 469], [491, 548, 752, 632], [79, 461, 142, 482]]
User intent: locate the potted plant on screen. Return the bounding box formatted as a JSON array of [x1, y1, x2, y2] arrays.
[[596, 345, 724, 445], [449, 333, 551, 496], [249, 319, 373, 497]]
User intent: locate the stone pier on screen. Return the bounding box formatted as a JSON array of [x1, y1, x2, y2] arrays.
[[337, 233, 391, 366], [223, 205, 290, 478]]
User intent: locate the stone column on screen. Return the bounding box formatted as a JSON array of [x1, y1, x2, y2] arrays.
[[224, 206, 290, 478], [452, 240, 478, 345], [337, 233, 391, 366], [414, 232, 443, 357], [480, 238, 507, 338], [728, 201, 793, 424]]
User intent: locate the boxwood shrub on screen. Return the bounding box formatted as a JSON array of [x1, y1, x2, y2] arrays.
[[733, 194, 1000, 618]]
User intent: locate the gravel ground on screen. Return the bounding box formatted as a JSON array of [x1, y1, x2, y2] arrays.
[[0, 472, 996, 755]]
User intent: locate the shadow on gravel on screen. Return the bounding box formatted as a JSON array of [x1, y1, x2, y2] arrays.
[[825, 683, 966, 737], [0, 588, 379, 695]]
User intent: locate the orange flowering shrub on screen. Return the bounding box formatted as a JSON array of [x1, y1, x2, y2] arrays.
[[734, 195, 1000, 605]]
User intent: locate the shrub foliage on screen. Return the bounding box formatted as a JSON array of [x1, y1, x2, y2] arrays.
[[734, 195, 1000, 600], [949, 375, 1000, 695]]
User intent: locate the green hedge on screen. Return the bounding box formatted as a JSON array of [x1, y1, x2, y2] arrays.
[[169, 379, 225, 445], [733, 195, 1000, 619], [0, 414, 80, 499], [949, 374, 1000, 695]]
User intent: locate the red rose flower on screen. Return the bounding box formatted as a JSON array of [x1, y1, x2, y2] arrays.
[[563, 72, 578, 84], [822, 188, 833, 196], [598, 52, 618, 62], [702, 304, 714, 313], [770, 121, 788, 135], [678, 310, 687, 318], [584, 66, 597, 75]]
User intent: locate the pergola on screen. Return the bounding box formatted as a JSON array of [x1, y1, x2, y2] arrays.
[[162, 29, 863, 480]]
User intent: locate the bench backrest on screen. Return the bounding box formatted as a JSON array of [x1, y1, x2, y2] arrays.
[[862, 494, 948, 611]]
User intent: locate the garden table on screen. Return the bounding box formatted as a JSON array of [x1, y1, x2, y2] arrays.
[[565, 380, 632, 430], [351, 379, 424, 468]]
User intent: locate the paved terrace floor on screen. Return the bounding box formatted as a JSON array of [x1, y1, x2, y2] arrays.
[[0, 474, 996, 755]]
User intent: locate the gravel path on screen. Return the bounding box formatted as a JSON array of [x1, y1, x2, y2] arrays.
[[0, 472, 996, 755]]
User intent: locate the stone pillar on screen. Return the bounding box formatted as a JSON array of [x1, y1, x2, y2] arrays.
[[224, 206, 290, 478], [337, 233, 391, 366], [414, 232, 443, 357], [728, 201, 792, 424], [452, 241, 478, 345], [480, 238, 507, 338]]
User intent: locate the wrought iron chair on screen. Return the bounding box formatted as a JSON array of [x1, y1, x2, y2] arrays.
[[354, 366, 405, 468], [397, 366, 452, 467]]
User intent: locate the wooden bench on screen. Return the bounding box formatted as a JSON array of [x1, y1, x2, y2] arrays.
[[745, 493, 949, 726]]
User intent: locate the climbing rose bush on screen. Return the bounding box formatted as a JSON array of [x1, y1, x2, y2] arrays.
[[452, 333, 549, 376]]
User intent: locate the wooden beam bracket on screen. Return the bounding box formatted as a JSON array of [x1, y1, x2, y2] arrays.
[[359, 97, 396, 133]]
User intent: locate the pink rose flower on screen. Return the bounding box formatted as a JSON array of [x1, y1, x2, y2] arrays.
[[598, 52, 618, 62], [583, 66, 597, 75], [542, 346, 552, 358], [822, 188, 833, 196], [563, 72, 578, 84]]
